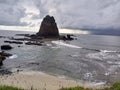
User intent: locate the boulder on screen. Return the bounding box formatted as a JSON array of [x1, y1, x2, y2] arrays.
[[0, 51, 12, 57], [59, 34, 74, 40], [37, 15, 59, 37], [1, 45, 13, 50], [0, 56, 5, 66], [25, 41, 43, 46], [0, 51, 12, 66]]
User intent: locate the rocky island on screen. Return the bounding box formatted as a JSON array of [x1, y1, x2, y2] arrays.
[[37, 15, 59, 38], [5, 15, 75, 46], [30, 15, 74, 40]]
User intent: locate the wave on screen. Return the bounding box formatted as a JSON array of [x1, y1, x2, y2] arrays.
[[82, 47, 120, 53], [91, 81, 106, 86], [52, 41, 120, 54], [100, 50, 120, 53], [82, 48, 101, 52], [82, 48, 120, 54], [52, 41, 82, 48], [8, 54, 18, 59]]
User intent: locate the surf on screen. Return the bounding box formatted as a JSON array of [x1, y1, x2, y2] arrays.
[[52, 41, 82, 48]]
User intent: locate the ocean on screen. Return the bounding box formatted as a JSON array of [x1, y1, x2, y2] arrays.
[[0, 30, 120, 85]]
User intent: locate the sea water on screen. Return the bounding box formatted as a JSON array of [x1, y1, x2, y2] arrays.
[[0, 30, 120, 85]]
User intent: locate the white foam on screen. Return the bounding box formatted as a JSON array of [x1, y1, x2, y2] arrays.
[[52, 41, 82, 49], [104, 72, 110, 76], [84, 73, 93, 79], [19, 71, 46, 75], [86, 53, 103, 60], [70, 54, 79, 58], [9, 54, 18, 59], [87, 50, 120, 60], [57, 75, 66, 79], [91, 81, 106, 86], [100, 50, 119, 53]]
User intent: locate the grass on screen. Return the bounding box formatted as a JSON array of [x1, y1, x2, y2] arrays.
[[60, 82, 120, 90], [0, 82, 120, 90], [0, 85, 24, 90]]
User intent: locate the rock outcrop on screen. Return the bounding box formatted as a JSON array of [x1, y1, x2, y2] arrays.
[[0, 56, 5, 65], [37, 15, 59, 37], [0, 51, 12, 66], [1, 45, 13, 50]]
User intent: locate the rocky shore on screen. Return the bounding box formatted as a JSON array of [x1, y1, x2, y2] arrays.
[[0, 51, 12, 66]]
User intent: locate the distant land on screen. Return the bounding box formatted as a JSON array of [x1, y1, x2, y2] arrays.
[[64, 27, 120, 36]]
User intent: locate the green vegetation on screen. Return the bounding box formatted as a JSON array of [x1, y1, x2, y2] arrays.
[[0, 82, 120, 90], [60, 82, 120, 90], [60, 86, 92, 90], [0, 85, 24, 90]]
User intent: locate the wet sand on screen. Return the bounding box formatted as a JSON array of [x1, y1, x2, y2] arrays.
[[0, 71, 104, 90]]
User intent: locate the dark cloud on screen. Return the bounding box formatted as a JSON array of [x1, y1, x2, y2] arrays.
[[0, 0, 120, 31], [39, 0, 120, 30]]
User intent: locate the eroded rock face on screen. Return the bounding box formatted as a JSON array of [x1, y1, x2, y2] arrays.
[[37, 15, 59, 37]]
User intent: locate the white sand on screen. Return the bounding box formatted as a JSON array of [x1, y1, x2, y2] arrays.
[[0, 71, 104, 90]]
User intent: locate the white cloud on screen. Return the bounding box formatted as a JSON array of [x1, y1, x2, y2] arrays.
[[39, 0, 120, 29], [0, 0, 120, 30], [0, 0, 26, 26]]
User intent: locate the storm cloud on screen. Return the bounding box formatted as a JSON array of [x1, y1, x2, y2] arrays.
[[0, 0, 120, 30]]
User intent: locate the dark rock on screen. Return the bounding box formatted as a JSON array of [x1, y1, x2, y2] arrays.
[[66, 34, 74, 40], [0, 36, 6, 38], [0, 69, 12, 75], [25, 41, 43, 46], [37, 15, 59, 37], [30, 34, 43, 39], [59, 34, 74, 40], [1, 45, 13, 50], [4, 40, 23, 44], [18, 46, 21, 47], [29, 62, 40, 65], [0, 51, 12, 66], [0, 51, 12, 57], [16, 34, 30, 37], [0, 56, 6, 66], [10, 37, 30, 41]]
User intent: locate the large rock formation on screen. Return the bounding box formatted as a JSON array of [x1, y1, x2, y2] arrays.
[[37, 15, 59, 37]]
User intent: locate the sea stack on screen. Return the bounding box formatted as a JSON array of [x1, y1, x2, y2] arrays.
[[37, 15, 59, 37]]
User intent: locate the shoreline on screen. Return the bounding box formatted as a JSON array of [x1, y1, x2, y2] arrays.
[[0, 71, 106, 90]]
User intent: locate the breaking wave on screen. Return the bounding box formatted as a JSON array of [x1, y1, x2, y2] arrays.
[[100, 50, 120, 53], [52, 41, 82, 48], [52, 41, 120, 54], [8, 54, 18, 59]]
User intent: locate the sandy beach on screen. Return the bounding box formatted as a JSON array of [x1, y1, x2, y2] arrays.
[[0, 71, 104, 90]]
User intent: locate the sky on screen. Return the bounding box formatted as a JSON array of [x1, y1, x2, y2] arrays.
[[0, 0, 120, 35]]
